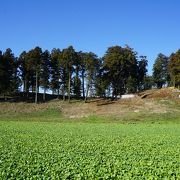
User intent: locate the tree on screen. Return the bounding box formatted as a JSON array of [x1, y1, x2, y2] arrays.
[[72, 51, 82, 98], [78, 51, 86, 98], [169, 50, 180, 88], [83, 52, 99, 101], [50, 48, 61, 96], [137, 56, 148, 91], [27, 47, 42, 103], [0, 50, 5, 95], [95, 58, 109, 97], [143, 75, 154, 90], [124, 46, 138, 93], [104, 46, 124, 97], [40, 50, 51, 101], [58, 55, 67, 101], [0, 49, 20, 99], [126, 76, 137, 93], [18, 51, 30, 95], [73, 76, 81, 98], [61, 46, 77, 102], [104, 46, 138, 98], [153, 53, 169, 88]]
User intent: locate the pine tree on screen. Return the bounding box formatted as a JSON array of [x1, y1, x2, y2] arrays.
[[27, 47, 42, 103], [0, 50, 5, 95], [40, 50, 51, 101], [61, 46, 77, 102], [78, 51, 86, 98], [73, 53, 82, 98], [83, 52, 99, 101], [18, 51, 29, 94], [50, 48, 61, 96]]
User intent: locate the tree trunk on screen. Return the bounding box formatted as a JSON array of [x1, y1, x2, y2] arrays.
[[4, 94, 7, 101], [57, 88, 60, 99], [24, 79, 29, 99], [85, 82, 89, 103], [62, 86, 65, 101], [108, 87, 111, 97], [26, 88, 29, 100], [23, 80, 26, 97], [35, 69, 38, 104], [173, 76, 176, 88], [23, 80, 26, 92], [43, 88, 46, 102], [82, 71, 85, 98], [68, 72, 71, 103]]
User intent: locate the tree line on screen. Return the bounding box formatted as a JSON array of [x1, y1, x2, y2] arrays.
[[0, 46, 179, 102]]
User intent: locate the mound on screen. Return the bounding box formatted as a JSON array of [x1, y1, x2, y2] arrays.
[[139, 87, 180, 99]]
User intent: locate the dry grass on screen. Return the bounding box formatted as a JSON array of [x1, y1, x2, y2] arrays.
[[0, 96, 179, 119], [0, 88, 179, 121], [139, 87, 180, 99]]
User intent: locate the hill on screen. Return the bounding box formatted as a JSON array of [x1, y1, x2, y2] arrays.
[[0, 88, 180, 123]]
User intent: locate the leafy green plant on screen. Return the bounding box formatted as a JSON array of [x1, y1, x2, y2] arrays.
[[0, 122, 179, 179]]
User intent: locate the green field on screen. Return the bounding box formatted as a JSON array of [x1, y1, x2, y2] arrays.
[[0, 121, 180, 179]]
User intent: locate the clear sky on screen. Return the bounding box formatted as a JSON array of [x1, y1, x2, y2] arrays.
[[0, 0, 180, 74]]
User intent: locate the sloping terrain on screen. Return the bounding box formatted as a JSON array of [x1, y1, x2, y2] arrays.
[[139, 87, 180, 99], [0, 88, 180, 123]]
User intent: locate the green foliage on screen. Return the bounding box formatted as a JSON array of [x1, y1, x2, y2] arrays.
[[169, 50, 180, 88], [77, 51, 86, 98], [50, 48, 61, 94], [0, 49, 20, 94], [83, 52, 99, 99], [153, 53, 170, 88], [61, 46, 77, 101], [40, 50, 51, 90], [0, 122, 179, 179], [104, 46, 139, 97], [137, 56, 148, 91], [143, 75, 154, 90], [73, 76, 81, 97], [18, 51, 29, 92], [95, 65, 109, 97], [0, 50, 6, 93], [2, 45, 180, 100], [126, 76, 137, 93], [20, 47, 42, 93]]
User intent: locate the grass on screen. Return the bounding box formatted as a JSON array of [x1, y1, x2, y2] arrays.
[[0, 109, 60, 122], [0, 121, 180, 179], [0, 107, 180, 124]]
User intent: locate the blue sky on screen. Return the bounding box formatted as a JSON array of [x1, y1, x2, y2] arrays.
[[0, 0, 180, 74]]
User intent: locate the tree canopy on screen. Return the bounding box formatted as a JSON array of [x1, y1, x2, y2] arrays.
[[0, 45, 179, 102], [169, 50, 180, 88], [153, 53, 170, 88]]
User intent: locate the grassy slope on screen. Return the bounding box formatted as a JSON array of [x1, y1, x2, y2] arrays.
[[0, 97, 180, 123]]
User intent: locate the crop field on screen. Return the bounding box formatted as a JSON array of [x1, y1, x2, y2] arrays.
[[0, 121, 180, 179]]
